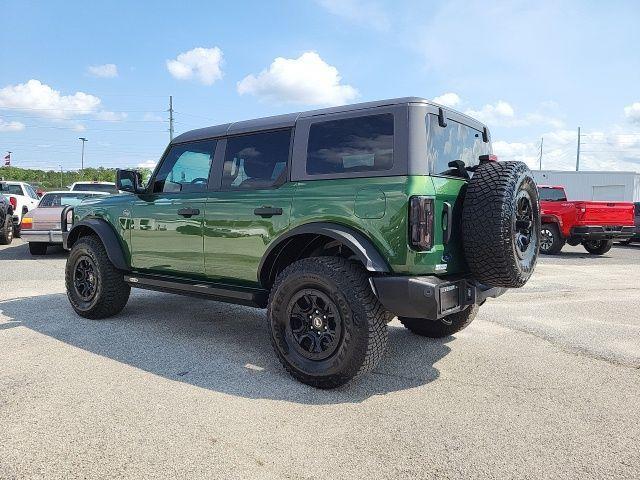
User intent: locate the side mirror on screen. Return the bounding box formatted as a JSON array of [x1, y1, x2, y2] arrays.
[[116, 169, 144, 194]]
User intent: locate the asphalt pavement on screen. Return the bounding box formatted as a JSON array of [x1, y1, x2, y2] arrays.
[[1, 239, 639, 479]]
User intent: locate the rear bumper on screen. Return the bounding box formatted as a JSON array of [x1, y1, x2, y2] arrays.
[[20, 229, 63, 244], [370, 276, 506, 321], [569, 225, 635, 241]]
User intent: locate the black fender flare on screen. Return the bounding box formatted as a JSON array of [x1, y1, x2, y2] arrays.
[[66, 218, 130, 271], [258, 222, 390, 287]]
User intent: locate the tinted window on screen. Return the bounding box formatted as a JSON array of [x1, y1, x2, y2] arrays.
[[152, 139, 217, 193], [39, 192, 106, 207], [0, 183, 24, 195], [25, 185, 39, 199], [427, 115, 490, 175], [222, 129, 291, 190], [306, 114, 394, 175], [538, 187, 567, 202], [72, 183, 118, 193]]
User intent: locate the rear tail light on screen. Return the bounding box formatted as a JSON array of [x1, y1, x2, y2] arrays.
[[409, 196, 434, 251], [9, 196, 17, 210], [21, 217, 33, 229], [64, 207, 74, 232]]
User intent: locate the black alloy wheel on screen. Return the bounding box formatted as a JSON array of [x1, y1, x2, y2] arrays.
[[514, 191, 534, 258], [73, 256, 98, 301], [287, 289, 343, 361]]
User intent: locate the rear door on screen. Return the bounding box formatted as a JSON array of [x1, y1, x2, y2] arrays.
[[130, 139, 216, 277], [203, 129, 294, 286], [426, 113, 491, 273]]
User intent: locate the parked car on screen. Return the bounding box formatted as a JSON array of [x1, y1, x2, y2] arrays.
[[0, 189, 14, 245], [62, 97, 541, 388], [20, 190, 109, 255], [538, 185, 635, 254], [0, 181, 39, 237], [619, 202, 640, 244], [69, 181, 119, 194]]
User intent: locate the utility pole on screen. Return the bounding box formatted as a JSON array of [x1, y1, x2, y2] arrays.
[[169, 95, 174, 142], [78, 137, 88, 175], [60, 165, 63, 188], [575, 127, 581, 172], [539, 137, 544, 170]]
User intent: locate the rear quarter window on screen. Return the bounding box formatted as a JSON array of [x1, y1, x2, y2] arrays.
[[306, 113, 394, 175]]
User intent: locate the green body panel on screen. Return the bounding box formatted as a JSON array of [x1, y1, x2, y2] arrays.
[[71, 174, 470, 286], [203, 183, 295, 286], [130, 192, 207, 276]]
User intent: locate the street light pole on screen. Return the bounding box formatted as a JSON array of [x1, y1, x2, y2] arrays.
[[79, 137, 88, 176]]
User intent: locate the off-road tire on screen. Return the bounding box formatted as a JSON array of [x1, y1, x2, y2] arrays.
[[65, 235, 130, 319], [540, 223, 565, 255], [583, 239, 613, 255], [462, 161, 540, 288], [0, 216, 13, 245], [28, 242, 48, 255], [400, 305, 479, 338], [268, 257, 390, 389]]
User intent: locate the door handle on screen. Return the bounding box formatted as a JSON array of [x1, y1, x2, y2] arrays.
[[177, 208, 200, 218], [442, 202, 453, 244], [254, 206, 283, 218]]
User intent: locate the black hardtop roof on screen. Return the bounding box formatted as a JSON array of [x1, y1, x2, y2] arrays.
[[171, 96, 482, 144]]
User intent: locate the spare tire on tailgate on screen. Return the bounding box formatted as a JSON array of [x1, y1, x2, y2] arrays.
[[462, 161, 540, 288]]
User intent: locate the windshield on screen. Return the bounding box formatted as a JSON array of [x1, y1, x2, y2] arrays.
[[538, 187, 567, 201], [39, 192, 106, 207], [71, 183, 118, 193]]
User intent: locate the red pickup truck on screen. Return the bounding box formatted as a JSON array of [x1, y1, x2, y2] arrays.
[[538, 185, 635, 255]]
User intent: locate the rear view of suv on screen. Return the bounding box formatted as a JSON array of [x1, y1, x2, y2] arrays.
[[62, 97, 540, 388]]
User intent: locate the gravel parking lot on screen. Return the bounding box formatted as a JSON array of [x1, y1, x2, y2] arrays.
[[1, 239, 639, 479]]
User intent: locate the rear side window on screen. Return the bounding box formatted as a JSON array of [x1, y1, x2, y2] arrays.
[[0, 183, 24, 195], [222, 129, 291, 190], [538, 187, 567, 202], [427, 115, 490, 176], [306, 114, 394, 175]]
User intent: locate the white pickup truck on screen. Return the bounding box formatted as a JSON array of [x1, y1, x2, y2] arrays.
[[0, 181, 40, 237]]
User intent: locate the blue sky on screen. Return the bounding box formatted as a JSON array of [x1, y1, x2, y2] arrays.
[[1, 0, 639, 172]]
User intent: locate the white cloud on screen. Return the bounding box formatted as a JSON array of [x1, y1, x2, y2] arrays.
[[624, 102, 640, 124], [237, 52, 358, 106], [0, 79, 101, 119], [494, 126, 640, 173], [87, 63, 118, 78], [0, 117, 25, 132], [464, 100, 563, 129], [94, 110, 127, 121], [433, 92, 461, 108], [316, 0, 390, 31], [166, 47, 223, 85], [73, 124, 86, 132], [137, 160, 157, 169]]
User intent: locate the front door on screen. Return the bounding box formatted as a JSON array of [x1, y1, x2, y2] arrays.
[[130, 139, 217, 277], [204, 129, 293, 286]]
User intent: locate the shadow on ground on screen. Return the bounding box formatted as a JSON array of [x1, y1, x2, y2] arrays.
[[0, 241, 67, 260], [0, 291, 453, 404]]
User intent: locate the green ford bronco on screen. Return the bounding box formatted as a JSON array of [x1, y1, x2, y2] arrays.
[[62, 97, 540, 388]]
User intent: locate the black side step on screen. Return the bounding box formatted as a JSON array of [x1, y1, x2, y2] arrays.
[[124, 273, 268, 308]]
